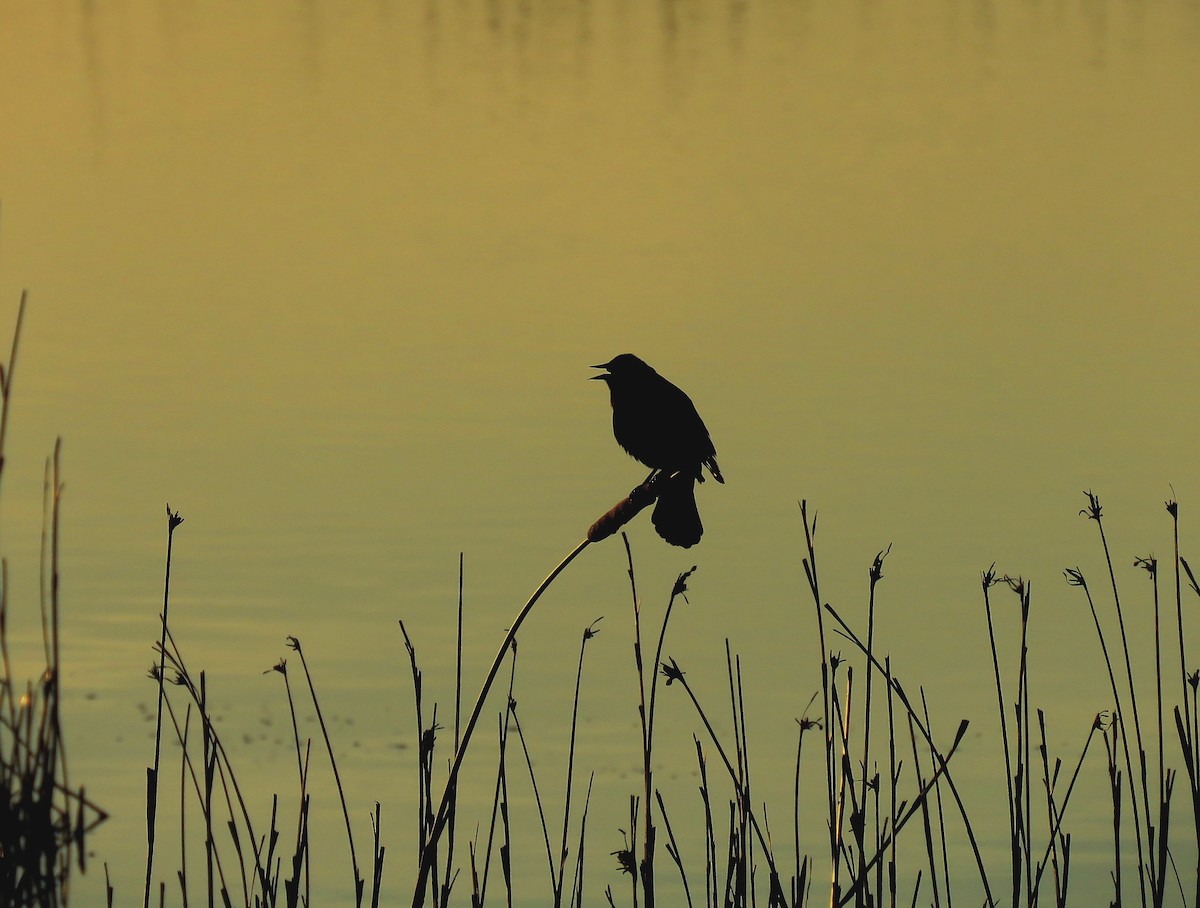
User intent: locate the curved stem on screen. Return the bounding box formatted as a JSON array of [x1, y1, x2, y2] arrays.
[[412, 537, 591, 907]]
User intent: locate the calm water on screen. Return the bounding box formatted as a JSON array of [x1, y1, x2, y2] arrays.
[[2, 0, 1199, 903]]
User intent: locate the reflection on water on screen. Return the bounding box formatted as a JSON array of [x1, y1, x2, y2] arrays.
[[1, 0, 1199, 904]]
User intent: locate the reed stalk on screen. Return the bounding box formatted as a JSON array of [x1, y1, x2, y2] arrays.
[[144, 505, 185, 908]]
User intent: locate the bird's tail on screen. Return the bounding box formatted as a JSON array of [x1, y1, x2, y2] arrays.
[[705, 456, 725, 484], [652, 472, 703, 548]]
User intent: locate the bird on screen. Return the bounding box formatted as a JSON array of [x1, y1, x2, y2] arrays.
[[590, 354, 723, 548]]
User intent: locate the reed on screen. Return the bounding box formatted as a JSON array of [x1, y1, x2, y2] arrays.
[[125, 486, 1200, 908], [129, 506, 388, 907], [8, 275, 1200, 907], [0, 295, 107, 908]]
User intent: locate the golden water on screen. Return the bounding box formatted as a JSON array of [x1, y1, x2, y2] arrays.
[[1, 0, 1198, 903]]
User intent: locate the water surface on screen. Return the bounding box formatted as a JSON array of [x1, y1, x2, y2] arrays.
[[1, 0, 1198, 903]]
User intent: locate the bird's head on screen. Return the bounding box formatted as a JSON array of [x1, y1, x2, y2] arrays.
[[589, 353, 654, 386]]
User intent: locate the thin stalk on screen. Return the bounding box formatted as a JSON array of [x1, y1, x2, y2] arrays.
[[0, 288, 27, 494], [1030, 713, 1103, 897], [655, 789, 694, 908], [179, 706, 191, 908], [201, 672, 214, 908], [1166, 501, 1200, 908], [663, 658, 785, 900], [285, 635, 364, 905], [857, 547, 887, 908], [625, 798, 641, 908], [0, 559, 10, 718], [1147, 558, 1165, 808], [1082, 492, 1150, 908], [144, 505, 184, 908], [825, 604, 993, 907], [798, 501, 838, 903], [570, 773, 596, 908], [981, 567, 1019, 908], [886, 658, 899, 908], [480, 648, 520, 905], [794, 692, 819, 906], [1018, 580, 1033, 908], [412, 537, 591, 907], [149, 672, 234, 900], [1104, 724, 1123, 906], [838, 719, 972, 908], [1067, 560, 1145, 908], [499, 751, 513, 908], [1036, 710, 1063, 908], [920, 690, 951, 908], [555, 619, 602, 905], [398, 621, 427, 866], [509, 703, 556, 889], [696, 738, 717, 908], [370, 802, 385, 908], [831, 664, 853, 903], [733, 650, 757, 906], [268, 657, 311, 907], [1135, 553, 1171, 908], [621, 533, 657, 908], [445, 552, 465, 906], [907, 707, 941, 908]]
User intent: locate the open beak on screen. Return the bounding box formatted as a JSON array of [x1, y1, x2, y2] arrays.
[[589, 363, 610, 380]]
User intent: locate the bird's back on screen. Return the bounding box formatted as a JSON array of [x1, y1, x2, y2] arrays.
[[610, 370, 719, 478]]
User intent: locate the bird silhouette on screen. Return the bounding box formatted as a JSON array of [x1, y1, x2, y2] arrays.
[[590, 354, 723, 547]]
